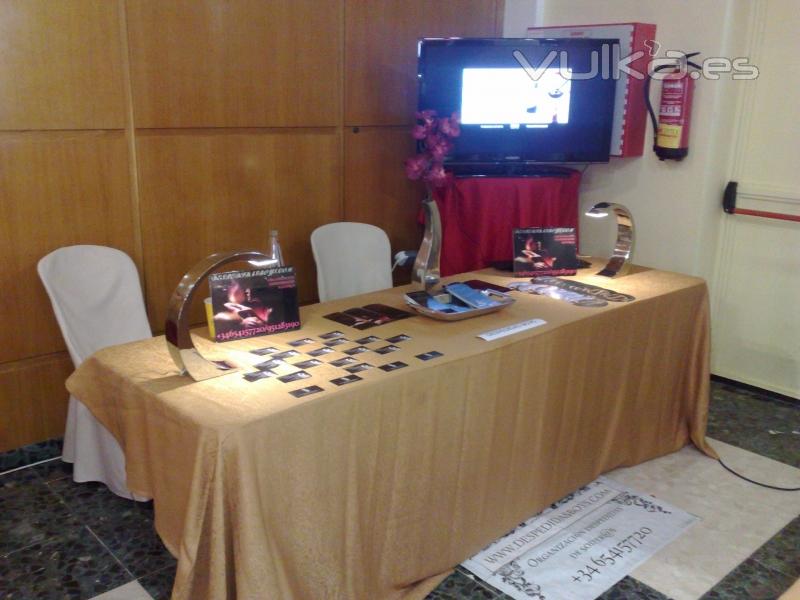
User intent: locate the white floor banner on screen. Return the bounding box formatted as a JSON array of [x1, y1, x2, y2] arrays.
[[462, 477, 699, 600]]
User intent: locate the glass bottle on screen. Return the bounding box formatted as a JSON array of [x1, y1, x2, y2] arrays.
[[267, 229, 284, 267]]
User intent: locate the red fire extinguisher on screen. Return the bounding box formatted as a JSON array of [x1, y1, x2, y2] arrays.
[[645, 52, 701, 161]]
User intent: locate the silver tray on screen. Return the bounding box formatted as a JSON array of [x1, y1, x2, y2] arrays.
[[404, 289, 515, 321]]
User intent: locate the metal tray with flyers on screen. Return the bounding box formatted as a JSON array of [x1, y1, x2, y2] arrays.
[[403, 288, 515, 321]]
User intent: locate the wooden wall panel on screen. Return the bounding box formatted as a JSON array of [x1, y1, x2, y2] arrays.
[[126, 0, 341, 128], [0, 0, 125, 130], [0, 132, 135, 364], [0, 1, 504, 452], [136, 130, 341, 328], [344, 127, 424, 256], [0, 353, 73, 453], [345, 0, 502, 126]]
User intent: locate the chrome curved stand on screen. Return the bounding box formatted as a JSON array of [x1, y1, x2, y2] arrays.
[[412, 197, 442, 292], [165, 250, 271, 381], [585, 202, 635, 277]]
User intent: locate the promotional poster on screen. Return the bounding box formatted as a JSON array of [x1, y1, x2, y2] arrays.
[[513, 228, 579, 277], [209, 266, 300, 342]]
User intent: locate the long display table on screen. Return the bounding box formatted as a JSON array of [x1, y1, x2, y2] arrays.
[[67, 263, 712, 599]]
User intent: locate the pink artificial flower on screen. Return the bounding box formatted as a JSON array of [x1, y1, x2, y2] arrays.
[[423, 163, 448, 187], [425, 131, 442, 149], [429, 138, 453, 161], [415, 109, 438, 126], [411, 124, 428, 140], [404, 154, 430, 180], [438, 116, 460, 138], [405, 108, 460, 188]]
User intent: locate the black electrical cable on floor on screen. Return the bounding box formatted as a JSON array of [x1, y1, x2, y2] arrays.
[[717, 457, 800, 492]]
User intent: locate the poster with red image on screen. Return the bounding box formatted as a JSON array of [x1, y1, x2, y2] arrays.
[[208, 266, 301, 342]]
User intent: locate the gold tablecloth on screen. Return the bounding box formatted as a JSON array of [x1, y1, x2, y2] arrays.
[[66, 263, 712, 600]]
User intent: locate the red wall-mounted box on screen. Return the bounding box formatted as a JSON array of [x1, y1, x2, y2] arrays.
[[526, 22, 657, 158]]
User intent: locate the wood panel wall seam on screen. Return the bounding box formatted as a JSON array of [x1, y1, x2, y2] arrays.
[[0, 0, 503, 450]]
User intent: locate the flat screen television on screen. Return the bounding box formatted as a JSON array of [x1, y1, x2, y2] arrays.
[[417, 38, 619, 174]]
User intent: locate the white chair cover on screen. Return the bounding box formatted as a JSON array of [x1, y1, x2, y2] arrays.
[[311, 222, 394, 302], [38, 245, 152, 499]]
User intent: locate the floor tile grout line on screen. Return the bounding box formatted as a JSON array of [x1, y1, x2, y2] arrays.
[[86, 524, 137, 582], [1, 532, 70, 561], [703, 554, 798, 598], [0, 455, 62, 477], [136, 562, 178, 597]]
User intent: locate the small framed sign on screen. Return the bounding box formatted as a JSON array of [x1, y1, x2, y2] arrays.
[[208, 266, 301, 342], [513, 227, 579, 277]]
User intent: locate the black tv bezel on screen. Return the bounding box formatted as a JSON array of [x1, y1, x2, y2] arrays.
[[417, 37, 619, 170]]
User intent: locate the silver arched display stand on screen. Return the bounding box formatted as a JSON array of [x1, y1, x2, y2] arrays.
[[412, 197, 442, 292], [585, 202, 635, 277], [165, 250, 273, 381]]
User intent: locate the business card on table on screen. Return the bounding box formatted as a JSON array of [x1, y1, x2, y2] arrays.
[[329, 356, 357, 367], [212, 360, 235, 371], [343, 345, 369, 356], [243, 370, 274, 382], [288, 337, 315, 347], [331, 374, 363, 386], [319, 330, 345, 340], [386, 334, 411, 344], [379, 361, 408, 372], [278, 371, 311, 384], [345, 363, 372, 374], [373, 344, 399, 355], [250, 346, 279, 356], [355, 335, 382, 345], [293, 359, 322, 370], [290, 385, 324, 398], [416, 350, 443, 361], [254, 359, 283, 371], [324, 338, 349, 347], [272, 350, 300, 361], [307, 346, 334, 357]]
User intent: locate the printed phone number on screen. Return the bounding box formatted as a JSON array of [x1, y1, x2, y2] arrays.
[[571, 527, 652, 583]]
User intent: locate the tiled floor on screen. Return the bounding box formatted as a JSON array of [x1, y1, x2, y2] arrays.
[[1, 379, 797, 600]]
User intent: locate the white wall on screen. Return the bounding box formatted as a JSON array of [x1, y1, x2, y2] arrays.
[[503, 0, 754, 279]]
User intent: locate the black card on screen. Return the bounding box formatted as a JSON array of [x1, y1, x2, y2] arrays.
[[345, 363, 372, 373], [324, 337, 349, 347], [293, 359, 322, 369], [290, 385, 324, 398], [244, 370, 274, 382], [355, 335, 382, 345], [329, 356, 358, 367], [373, 344, 399, 355], [363, 304, 413, 321], [415, 351, 443, 361], [288, 337, 315, 347], [379, 361, 408, 372], [386, 334, 411, 343], [331, 374, 363, 386], [343, 345, 369, 356], [324, 311, 375, 330], [319, 330, 345, 340], [250, 346, 279, 356], [272, 350, 299, 360], [254, 359, 282, 371], [278, 371, 311, 383], [307, 347, 334, 357]]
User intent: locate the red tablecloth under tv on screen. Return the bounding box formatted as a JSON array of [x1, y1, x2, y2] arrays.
[[432, 171, 581, 276]]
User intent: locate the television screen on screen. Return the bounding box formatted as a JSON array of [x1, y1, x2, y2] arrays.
[[417, 38, 618, 168]]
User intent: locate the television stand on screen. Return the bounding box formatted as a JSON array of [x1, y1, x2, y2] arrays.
[[447, 163, 577, 179]]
